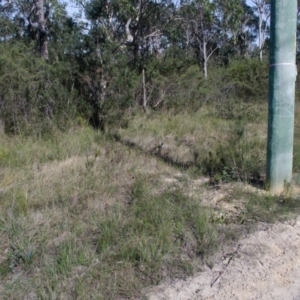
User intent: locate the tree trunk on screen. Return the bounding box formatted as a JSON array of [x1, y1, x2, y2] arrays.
[[203, 59, 208, 79], [142, 68, 147, 112], [252, 0, 267, 61], [96, 41, 106, 105], [0, 119, 4, 135], [258, 11, 263, 61], [34, 0, 48, 60], [202, 42, 208, 79]]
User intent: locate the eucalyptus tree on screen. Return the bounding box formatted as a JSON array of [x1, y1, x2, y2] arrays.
[[78, 0, 177, 115], [0, 0, 71, 59], [179, 0, 243, 78], [0, 0, 20, 41], [234, 0, 257, 57], [28, 0, 49, 59], [250, 0, 270, 60], [12, 0, 50, 59], [0, 0, 84, 133]]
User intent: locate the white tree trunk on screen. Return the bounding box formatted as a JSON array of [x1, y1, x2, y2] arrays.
[[252, 0, 268, 61], [0, 119, 4, 134], [142, 68, 147, 111], [258, 9, 263, 61], [203, 60, 208, 79], [203, 41, 208, 79]]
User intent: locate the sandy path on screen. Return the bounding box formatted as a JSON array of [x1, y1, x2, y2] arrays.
[[147, 217, 300, 300]]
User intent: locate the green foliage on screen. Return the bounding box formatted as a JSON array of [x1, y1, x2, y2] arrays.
[[102, 65, 140, 128], [222, 59, 269, 99], [0, 16, 20, 40], [0, 0, 274, 133], [133, 58, 269, 113], [202, 123, 266, 183], [0, 42, 79, 136]]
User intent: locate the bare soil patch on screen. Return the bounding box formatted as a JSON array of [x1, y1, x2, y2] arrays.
[[146, 216, 300, 300]]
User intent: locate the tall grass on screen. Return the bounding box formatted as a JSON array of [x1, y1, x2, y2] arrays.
[[0, 127, 216, 299], [1, 100, 300, 299]]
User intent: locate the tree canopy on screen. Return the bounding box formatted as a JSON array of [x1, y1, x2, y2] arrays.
[[0, 0, 298, 135]]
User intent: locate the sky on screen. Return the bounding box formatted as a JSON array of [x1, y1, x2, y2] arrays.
[[64, 1, 83, 18]]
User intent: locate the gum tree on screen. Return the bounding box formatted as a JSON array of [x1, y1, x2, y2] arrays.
[[180, 0, 243, 78], [251, 0, 270, 60]]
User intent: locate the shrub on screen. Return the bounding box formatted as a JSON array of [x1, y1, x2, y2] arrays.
[[0, 42, 79, 136]]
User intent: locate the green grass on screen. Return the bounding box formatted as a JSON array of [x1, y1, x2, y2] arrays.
[[0, 103, 299, 299], [116, 104, 268, 181]]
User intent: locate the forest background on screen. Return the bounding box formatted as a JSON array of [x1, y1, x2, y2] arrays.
[[0, 0, 289, 135]]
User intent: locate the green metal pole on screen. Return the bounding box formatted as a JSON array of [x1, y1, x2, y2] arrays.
[[266, 0, 297, 193]]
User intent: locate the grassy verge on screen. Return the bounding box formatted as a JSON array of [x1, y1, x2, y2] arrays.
[[116, 103, 268, 180], [0, 103, 299, 299]]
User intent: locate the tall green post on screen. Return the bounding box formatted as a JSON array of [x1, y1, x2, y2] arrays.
[[266, 0, 297, 193]]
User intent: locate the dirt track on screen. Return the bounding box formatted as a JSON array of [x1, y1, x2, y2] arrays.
[[147, 216, 300, 300]]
